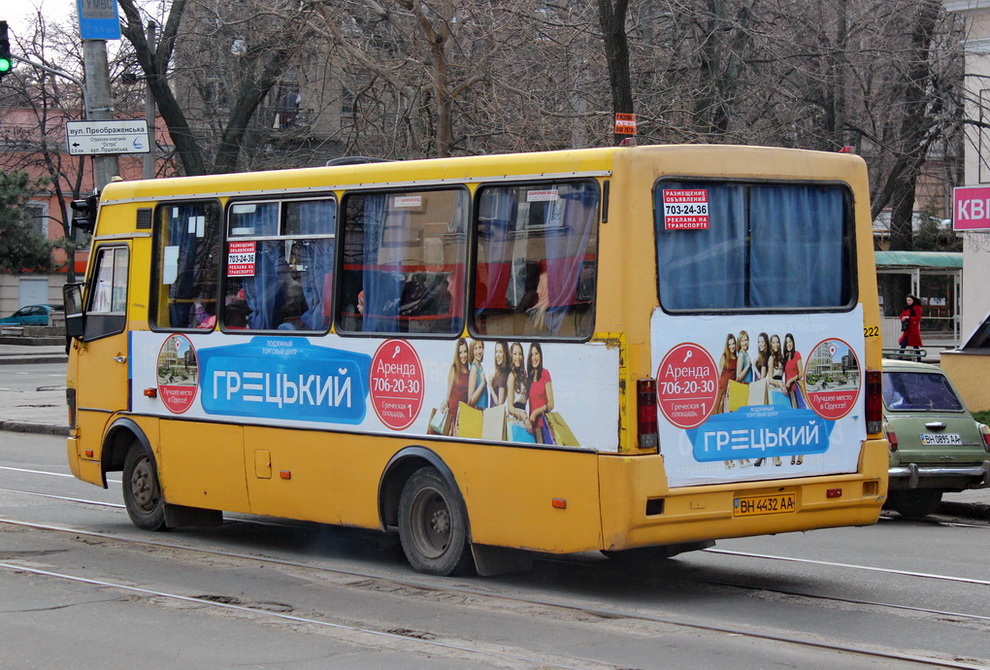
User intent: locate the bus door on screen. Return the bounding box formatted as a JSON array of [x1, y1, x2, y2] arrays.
[[73, 243, 132, 451]]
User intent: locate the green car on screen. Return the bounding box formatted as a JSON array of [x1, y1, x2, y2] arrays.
[[882, 358, 990, 517]]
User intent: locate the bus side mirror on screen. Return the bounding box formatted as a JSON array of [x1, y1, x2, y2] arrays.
[[63, 282, 85, 339]]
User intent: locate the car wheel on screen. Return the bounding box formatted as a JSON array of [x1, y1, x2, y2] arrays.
[[398, 468, 473, 576], [123, 443, 168, 531], [887, 490, 942, 518]]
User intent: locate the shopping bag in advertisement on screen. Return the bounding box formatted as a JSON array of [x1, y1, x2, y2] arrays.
[[482, 404, 507, 441], [539, 420, 555, 445], [546, 411, 579, 447], [428, 407, 448, 435], [457, 401, 483, 438], [748, 377, 769, 406], [509, 420, 537, 443], [728, 380, 748, 412], [770, 390, 791, 409]]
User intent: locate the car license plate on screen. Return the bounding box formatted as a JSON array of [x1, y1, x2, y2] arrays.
[[733, 493, 796, 517], [920, 433, 962, 446]]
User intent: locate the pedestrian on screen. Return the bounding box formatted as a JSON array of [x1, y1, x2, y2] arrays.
[[898, 294, 923, 359]]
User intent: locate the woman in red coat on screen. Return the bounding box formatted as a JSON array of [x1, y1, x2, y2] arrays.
[[899, 294, 923, 357]]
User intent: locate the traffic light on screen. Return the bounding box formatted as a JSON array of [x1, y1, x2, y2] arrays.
[[0, 21, 12, 81], [70, 194, 100, 236]]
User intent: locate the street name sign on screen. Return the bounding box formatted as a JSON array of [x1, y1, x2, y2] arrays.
[[66, 120, 150, 156]]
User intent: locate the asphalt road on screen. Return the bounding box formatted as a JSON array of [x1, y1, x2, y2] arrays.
[[2, 430, 989, 669]]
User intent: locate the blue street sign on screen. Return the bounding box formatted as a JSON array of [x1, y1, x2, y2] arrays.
[[77, 0, 121, 40]]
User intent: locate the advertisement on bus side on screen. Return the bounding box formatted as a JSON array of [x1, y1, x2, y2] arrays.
[[133, 332, 620, 452], [651, 306, 866, 486]]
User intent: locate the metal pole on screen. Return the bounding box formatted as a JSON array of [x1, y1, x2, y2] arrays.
[[81, 39, 119, 190], [143, 21, 157, 180]]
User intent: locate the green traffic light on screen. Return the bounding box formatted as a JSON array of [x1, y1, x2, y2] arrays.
[[0, 58, 11, 73]]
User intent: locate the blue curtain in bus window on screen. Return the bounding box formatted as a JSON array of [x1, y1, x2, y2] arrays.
[[656, 183, 747, 310], [168, 205, 203, 327], [359, 194, 402, 332], [541, 184, 598, 333], [748, 186, 844, 307], [474, 189, 517, 315], [241, 204, 280, 330], [291, 200, 335, 329]]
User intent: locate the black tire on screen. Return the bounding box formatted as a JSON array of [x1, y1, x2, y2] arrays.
[[397, 468, 473, 576], [122, 443, 168, 531], [887, 490, 942, 518]]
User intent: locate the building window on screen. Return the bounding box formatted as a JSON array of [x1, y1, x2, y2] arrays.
[[25, 201, 48, 238]]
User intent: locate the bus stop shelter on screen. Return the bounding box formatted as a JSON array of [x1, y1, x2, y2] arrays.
[[875, 251, 962, 354]]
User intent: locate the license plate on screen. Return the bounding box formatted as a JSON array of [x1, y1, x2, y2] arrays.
[[920, 433, 962, 446], [733, 493, 796, 517]]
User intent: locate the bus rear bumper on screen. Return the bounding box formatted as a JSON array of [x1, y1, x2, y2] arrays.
[[597, 446, 887, 552]]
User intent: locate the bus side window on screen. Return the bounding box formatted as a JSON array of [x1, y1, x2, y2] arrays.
[[472, 182, 599, 339], [338, 189, 466, 335], [222, 199, 335, 332], [152, 202, 221, 330]]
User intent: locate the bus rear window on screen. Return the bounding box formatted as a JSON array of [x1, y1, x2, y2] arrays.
[[654, 181, 853, 311]]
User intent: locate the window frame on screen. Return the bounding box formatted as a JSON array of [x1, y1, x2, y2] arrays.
[[149, 199, 224, 332], [83, 244, 129, 342], [653, 176, 859, 315], [335, 185, 470, 339], [221, 194, 338, 335], [468, 178, 601, 342]]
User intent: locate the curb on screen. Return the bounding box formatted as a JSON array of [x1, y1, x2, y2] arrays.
[[0, 356, 68, 365], [939, 501, 990, 522], [0, 420, 69, 436]]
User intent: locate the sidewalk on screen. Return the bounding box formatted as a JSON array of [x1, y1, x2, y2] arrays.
[[0, 343, 70, 436], [0, 342, 986, 520]]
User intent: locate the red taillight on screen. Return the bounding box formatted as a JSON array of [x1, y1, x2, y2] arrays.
[[865, 370, 882, 434], [980, 424, 990, 451], [637, 378, 658, 449], [884, 422, 898, 451]]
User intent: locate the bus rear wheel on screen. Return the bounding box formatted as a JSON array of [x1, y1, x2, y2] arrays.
[[123, 443, 167, 531], [398, 468, 472, 576]]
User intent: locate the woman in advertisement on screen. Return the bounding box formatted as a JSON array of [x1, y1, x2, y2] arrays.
[[527, 342, 554, 442], [714, 333, 738, 414], [467, 339, 490, 408], [754, 332, 770, 380], [736, 330, 753, 383], [769, 334, 784, 392], [441, 338, 471, 432], [488, 340, 510, 407], [783, 332, 806, 465], [507, 342, 532, 434]]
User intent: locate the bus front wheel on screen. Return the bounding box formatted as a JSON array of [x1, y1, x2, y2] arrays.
[[398, 468, 472, 576], [123, 443, 167, 531]]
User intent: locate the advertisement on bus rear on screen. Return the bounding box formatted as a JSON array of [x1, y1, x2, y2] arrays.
[[651, 306, 866, 486], [131, 332, 620, 452]]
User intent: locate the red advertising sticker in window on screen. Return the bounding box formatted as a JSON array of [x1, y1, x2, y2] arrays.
[[228, 241, 256, 277], [656, 343, 719, 429], [370, 339, 425, 431], [805, 338, 861, 421], [663, 189, 710, 230], [157, 334, 198, 414]]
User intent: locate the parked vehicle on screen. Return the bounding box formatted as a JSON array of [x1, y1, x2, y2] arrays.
[[0, 304, 63, 326], [882, 358, 990, 517]]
